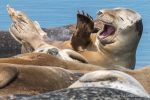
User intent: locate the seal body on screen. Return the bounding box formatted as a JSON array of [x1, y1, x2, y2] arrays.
[[69, 70, 150, 98], [0, 63, 77, 96]]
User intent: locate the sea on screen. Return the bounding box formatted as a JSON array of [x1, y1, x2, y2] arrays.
[[0, 0, 150, 69]]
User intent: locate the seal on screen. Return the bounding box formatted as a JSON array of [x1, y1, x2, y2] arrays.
[[5, 5, 150, 94], [7, 5, 88, 63], [70, 8, 143, 69], [5, 87, 149, 100], [8, 6, 143, 69], [0, 52, 149, 95], [0, 52, 114, 71], [0, 63, 77, 96], [69, 70, 150, 98]]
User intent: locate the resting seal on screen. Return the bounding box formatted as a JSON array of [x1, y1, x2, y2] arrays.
[[8, 6, 143, 69], [0, 63, 77, 96], [0, 52, 149, 95], [69, 70, 150, 98], [7, 5, 88, 63]]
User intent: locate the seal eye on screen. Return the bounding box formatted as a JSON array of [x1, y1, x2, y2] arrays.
[[120, 16, 124, 21]]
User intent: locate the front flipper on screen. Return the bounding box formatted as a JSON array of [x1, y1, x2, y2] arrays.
[[71, 11, 94, 51], [62, 49, 88, 63], [7, 5, 51, 50], [0, 66, 18, 88]]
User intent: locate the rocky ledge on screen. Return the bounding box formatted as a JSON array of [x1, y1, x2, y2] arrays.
[[3, 87, 149, 100]]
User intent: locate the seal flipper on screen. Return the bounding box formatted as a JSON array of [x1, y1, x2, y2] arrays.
[[71, 11, 94, 51], [21, 21, 49, 53], [62, 49, 88, 63], [0, 67, 18, 88]]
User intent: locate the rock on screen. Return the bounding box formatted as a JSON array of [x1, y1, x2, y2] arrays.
[[43, 26, 72, 41], [3, 87, 150, 100], [0, 31, 21, 57]]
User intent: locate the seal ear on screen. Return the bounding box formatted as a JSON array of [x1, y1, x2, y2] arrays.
[[0, 66, 18, 88], [71, 11, 94, 51]]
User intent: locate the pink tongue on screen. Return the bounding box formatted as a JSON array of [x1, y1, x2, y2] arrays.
[[102, 25, 115, 36]]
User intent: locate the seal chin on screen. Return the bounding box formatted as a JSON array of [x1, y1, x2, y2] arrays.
[[97, 22, 116, 46]]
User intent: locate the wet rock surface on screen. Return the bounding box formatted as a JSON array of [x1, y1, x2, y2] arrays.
[[3, 87, 150, 100]]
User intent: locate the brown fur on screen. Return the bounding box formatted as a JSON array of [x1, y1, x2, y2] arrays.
[[71, 11, 95, 51], [0, 63, 77, 96], [0, 53, 112, 71], [0, 53, 149, 95], [0, 53, 150, 95]]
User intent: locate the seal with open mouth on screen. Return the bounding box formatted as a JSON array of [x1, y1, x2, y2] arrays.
[[71, 8, 143, 69]]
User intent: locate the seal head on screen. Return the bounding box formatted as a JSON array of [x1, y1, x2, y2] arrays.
[[95, 8, 143, 69]]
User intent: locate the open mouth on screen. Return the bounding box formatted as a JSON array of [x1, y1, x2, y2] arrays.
[[98, 24, 116, 39]]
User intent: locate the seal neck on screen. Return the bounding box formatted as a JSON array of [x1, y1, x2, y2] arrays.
[[98, 49, 136, 69]]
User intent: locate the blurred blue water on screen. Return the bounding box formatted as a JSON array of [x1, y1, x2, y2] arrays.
[[0, 0, 150, 69]]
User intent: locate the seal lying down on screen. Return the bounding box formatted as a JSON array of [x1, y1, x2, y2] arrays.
[[69, 70, 150, 98]]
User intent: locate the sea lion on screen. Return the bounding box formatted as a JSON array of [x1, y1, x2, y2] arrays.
[[0, 63, 77, 96], [69, 70, 150, 98], [7, 5, 87, 63], [8, 6, 143, 69]]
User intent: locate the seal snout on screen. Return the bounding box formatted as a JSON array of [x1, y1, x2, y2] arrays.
[[97, 11, 103, 16]]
